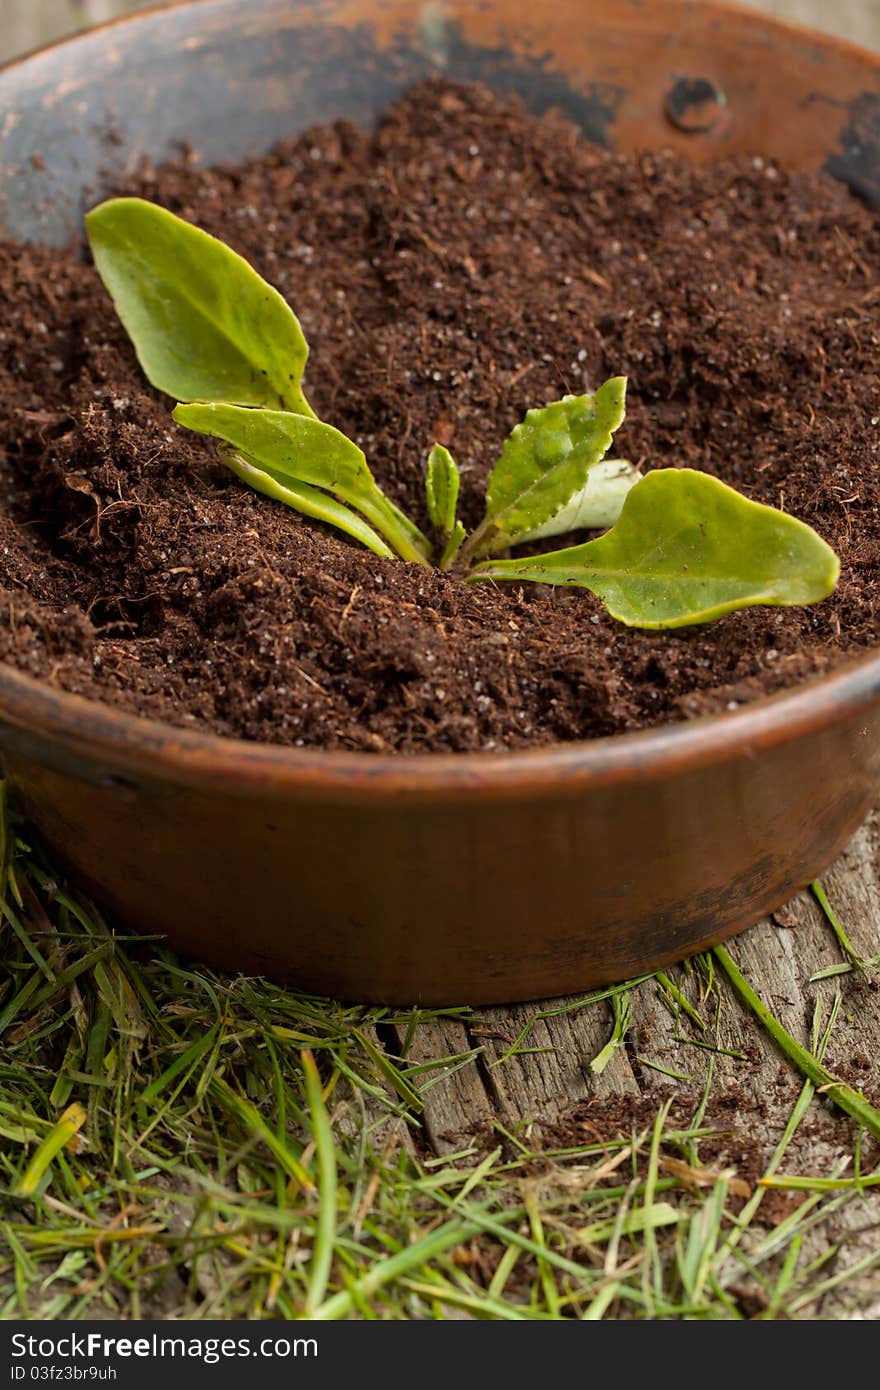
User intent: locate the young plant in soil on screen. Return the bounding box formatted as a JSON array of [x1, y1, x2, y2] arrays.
[[86, 198, 839, 630]]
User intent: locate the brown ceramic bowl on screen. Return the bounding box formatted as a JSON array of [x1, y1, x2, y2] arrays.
[[1, 0, 879, 1004]]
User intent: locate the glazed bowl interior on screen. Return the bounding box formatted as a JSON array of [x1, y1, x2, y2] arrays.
[[0, 0, 879, 1004]]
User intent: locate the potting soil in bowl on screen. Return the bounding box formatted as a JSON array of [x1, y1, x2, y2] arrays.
[[0, 79, 878, 754]]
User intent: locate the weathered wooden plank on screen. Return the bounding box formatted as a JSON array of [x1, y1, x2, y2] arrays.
[[473, 995, 640, 1125], [389, 1016, 492, 1155]]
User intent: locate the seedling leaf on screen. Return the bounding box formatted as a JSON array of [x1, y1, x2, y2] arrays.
[[469, 469, 840, 629], [222, 452, 394, 559], [440, 520, 467, 571], [86, 197, 313, 415], [466, 377, 627, 559], [425, 444, 461, 536], [86, 199, 841, 618], [174, 402, 431, 564], [516, 458, 642, 542]]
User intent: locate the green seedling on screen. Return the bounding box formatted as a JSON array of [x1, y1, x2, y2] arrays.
[[86, 197, 840, 629]]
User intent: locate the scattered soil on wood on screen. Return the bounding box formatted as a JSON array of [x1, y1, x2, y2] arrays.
[[537, 1091, 880, 1210], [1, 78, 878, 752]]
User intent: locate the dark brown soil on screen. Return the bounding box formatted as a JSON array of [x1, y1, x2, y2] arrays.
[[0, 78, 878, 753]]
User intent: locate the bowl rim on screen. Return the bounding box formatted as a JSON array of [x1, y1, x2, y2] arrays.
[[2, 0, 880, 800], [1, 654, 879, 800], [4, 0, 880, 81]]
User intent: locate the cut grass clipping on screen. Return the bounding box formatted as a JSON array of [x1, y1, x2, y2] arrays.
[[1, 789, 878, 1319]]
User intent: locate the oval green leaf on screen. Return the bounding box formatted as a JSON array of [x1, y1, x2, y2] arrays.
[[175, 402, 430, 564], [467, 377, 627, 559], [86, 197, 312, 414], [468, 469, 840, 629]]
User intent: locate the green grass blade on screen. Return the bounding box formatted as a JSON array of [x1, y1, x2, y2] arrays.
[[302, 1050, 338, 1316], [810, 880, 867, 972], [714, 945, 880, 1139], [311, 1211, 503, 1320], [590, 989, 632, 1074], [13, 1103, 87, 1197], [208, 1077, 313, 1190]]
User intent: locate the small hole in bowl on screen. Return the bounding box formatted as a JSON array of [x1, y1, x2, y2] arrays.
[[664, 76, 728, 135]]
